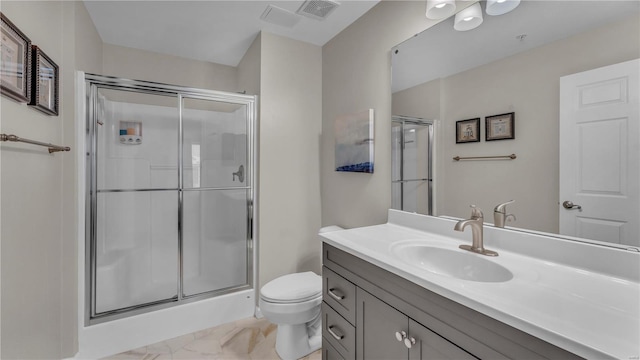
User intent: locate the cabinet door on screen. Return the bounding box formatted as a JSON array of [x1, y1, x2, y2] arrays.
[[357, 288, 408, 360], [408, 319, 477, 360]]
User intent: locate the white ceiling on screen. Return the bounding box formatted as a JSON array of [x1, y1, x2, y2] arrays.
[[83, 0, 380, 67], [391, 1, 640, 93]]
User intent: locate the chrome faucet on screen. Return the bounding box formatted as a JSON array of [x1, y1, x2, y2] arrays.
[[454, 205, 498, 256], [493, 200, 516, 228]]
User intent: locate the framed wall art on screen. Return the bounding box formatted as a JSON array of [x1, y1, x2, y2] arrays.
[[29, 45, 58, 116], [335, 109, 374, 173], [485, 112, 515, 141], [456, 118, 480, 143], [0, 12, 31, 102]]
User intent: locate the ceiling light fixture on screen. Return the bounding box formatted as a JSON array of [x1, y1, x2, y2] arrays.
[[485, 0, 521, 16], [426, 0, 456, 20], [454, 3, 483, 31]]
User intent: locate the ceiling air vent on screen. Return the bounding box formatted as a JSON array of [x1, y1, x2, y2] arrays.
[[260, 5, 301, 28], [296, 0, 340, 21]]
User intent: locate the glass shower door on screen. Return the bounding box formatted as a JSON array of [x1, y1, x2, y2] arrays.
[[87, 74, 256, 323], [93, 87, 180, 315], [181, 97, 251, 297]]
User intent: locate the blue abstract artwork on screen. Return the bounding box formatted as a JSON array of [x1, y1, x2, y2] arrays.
[[335, 109, 374, 173]]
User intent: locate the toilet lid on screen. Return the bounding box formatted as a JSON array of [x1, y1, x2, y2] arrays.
[[261, 272, 322, 303]]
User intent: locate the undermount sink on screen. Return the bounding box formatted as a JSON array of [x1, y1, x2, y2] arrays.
[[390, 241, 513, 283]]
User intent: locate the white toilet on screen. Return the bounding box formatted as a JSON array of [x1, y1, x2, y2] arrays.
[[259, 226, 343, 360], [259, 271, 323, 360]]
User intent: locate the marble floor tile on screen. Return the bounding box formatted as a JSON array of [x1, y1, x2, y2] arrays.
[[102, 317, 322, 360]]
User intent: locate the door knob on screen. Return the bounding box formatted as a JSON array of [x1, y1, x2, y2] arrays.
[[562, 200, 582, 210], [395, 331, 407, 342]]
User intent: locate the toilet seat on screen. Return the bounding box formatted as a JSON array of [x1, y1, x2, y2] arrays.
[[260, 271, 322, 304]]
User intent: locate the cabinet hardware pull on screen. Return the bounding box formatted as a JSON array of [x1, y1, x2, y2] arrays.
[[395, 331, 407, 342], [404, 337, 416, 349], [328, 325, 344, 340], [328, 288, 345, 300]]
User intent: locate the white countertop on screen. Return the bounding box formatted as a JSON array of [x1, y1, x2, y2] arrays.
[[321, 212, 640, 359]]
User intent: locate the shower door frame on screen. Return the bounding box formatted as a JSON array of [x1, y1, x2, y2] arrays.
[[392, 115, 434, 215], [84, 73, 257, 325]]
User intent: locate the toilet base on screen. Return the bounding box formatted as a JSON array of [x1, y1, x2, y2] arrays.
[[274, 322, 321, 360]]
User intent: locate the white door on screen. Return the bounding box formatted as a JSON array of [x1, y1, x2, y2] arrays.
[[559, 59, 639, 246]]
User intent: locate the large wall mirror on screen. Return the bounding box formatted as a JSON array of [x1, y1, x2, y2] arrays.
[[391, 0, 639, 249]]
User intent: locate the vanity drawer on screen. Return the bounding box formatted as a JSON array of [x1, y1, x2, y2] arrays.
[[323, 266, 356, 324], [322, 302, 355, 360], [322, 337, 346, 360]]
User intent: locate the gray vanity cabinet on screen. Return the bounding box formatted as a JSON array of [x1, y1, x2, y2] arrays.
[[322, 267, 357, 359], [357, 288, 475, 360], [408, 318, 477, 360], [356, 287, 408, 359], [321, 243, 583, 360]]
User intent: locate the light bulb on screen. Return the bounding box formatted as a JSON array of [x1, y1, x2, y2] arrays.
[[426, 0, 456, 19], [454, 3, 483, 31], [486, 0, 521, 16]]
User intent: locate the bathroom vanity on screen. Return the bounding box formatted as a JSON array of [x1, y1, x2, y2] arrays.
[[319, 210, 640, 360]]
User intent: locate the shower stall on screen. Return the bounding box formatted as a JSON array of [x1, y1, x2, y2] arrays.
[[392, 116, 433, 214], [80, 73, 256, 347]]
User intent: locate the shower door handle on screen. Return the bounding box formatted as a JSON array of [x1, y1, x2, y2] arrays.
[[248, 200, 254, 239], [233, 165, 244, 183]]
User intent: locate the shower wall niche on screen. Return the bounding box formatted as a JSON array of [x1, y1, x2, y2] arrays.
[[86, 75, 255, 323]]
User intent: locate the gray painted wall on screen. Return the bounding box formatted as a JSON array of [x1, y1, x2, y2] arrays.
[[321, 1, 446, 229], [1, 1, 103, 358]]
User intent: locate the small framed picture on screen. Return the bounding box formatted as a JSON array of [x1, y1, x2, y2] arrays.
[[0, 13, 31, 103], [456, 118, 480, 143], [29, 45, 58, 116], [485, 112, 515, 141]]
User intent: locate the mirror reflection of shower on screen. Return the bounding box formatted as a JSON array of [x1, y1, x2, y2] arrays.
[[391, 116, 433, 214]]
